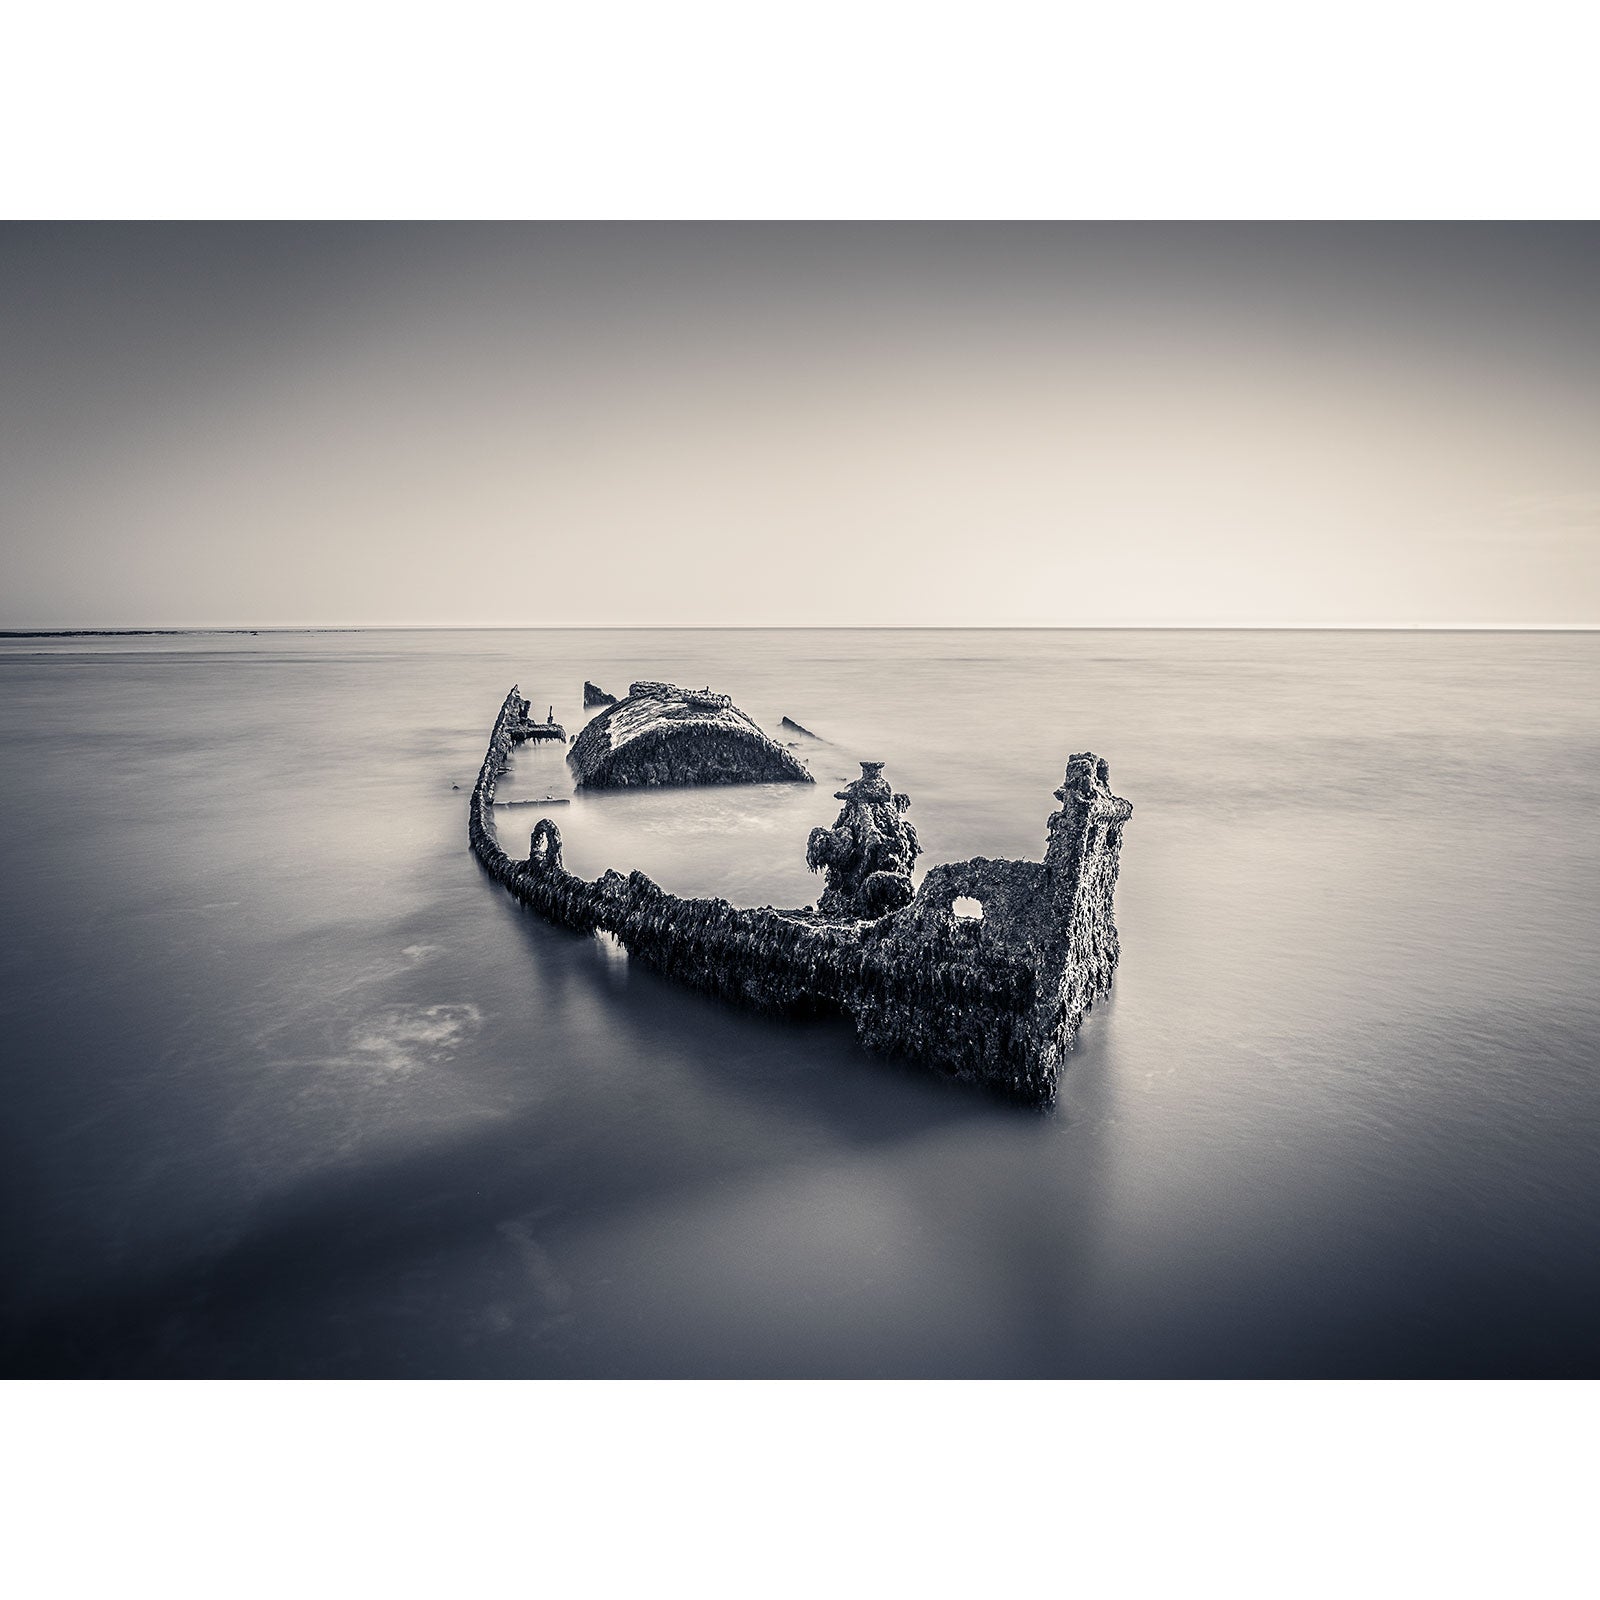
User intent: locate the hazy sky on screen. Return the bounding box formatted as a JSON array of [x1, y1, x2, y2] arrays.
[[3, 222, 1597, 627]]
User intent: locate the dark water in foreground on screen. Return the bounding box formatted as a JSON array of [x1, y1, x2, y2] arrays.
[[2, 629, 1598, 1377]]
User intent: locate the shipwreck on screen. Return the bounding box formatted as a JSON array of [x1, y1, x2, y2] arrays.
[[567, 680, 812, 790], [471, 687, 1132, 1103], [513, 703, 566, 743]]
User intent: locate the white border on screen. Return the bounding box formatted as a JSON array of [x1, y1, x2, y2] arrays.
[[3, 2, 1597, 220], [4, 1379, 1594, 1595]]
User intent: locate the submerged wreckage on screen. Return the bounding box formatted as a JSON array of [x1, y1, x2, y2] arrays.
[[471, 687, 1131, 1103], [514, 703, 566, 743], [569, 680, 813, 790]]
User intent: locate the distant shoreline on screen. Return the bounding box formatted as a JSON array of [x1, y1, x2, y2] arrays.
[[0, 628, 356, 638], [0, 629, 260, 638]]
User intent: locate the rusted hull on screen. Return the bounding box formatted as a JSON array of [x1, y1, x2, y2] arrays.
[[471, 687, 1131, 1103], [567, 680, 812, 790]]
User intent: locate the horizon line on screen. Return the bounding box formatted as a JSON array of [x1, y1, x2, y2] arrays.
[[5, 622, 1600, 636]]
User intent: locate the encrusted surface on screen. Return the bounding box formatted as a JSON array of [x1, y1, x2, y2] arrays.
[[566, 680, 812, 790], [474, 686, 1130, 1102], [806, 762, 921, 918]]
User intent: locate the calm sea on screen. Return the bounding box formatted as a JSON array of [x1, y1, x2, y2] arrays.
[[2, 628, 1597, 1376]]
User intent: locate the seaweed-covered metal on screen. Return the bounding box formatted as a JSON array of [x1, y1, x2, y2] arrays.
[[473, 686, 1131, 1103], [567, 680, 812, 790], [514, 702, 566, 743], [806, 762, 920, 918]]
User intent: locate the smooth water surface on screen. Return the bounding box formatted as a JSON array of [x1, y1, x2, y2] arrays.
[[2, 628, 1597, 1376]]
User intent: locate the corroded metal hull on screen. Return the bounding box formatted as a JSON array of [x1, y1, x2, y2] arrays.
[[472, 687, 1131, 1103], [567, 680, 812, 790]]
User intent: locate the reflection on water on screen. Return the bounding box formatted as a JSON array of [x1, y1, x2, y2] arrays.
[[1, 628, 1598, 1375]]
